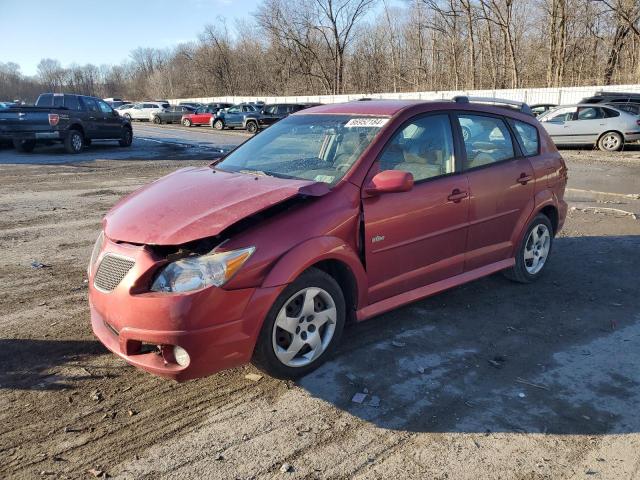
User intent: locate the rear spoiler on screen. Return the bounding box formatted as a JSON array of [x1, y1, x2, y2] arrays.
[[453, 96, 534, 116]]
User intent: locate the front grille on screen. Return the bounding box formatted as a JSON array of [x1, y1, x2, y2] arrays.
[[94, 253, 135, 292]]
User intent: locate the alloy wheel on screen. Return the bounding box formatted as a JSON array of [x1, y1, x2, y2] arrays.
[[272, 287, 337, 368], [524, 224, 550, 274], [601, 133, 620, 151]]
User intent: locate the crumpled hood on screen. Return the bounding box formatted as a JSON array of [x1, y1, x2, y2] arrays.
[[104, 167, 329, 245]]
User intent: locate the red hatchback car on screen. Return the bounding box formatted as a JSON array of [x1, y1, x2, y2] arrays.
[[89, 98, 568, 380]]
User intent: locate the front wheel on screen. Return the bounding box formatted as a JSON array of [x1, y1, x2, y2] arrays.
[[123, 113, 132, 121], [597, 131, 623, 152], [119, 127, 133, 147], [182, 118, 192, 127], [252, 268, 346, 379], [504, 213, 553, 283]]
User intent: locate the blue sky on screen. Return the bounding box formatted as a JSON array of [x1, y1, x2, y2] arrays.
[[0, 0, 263, 75]]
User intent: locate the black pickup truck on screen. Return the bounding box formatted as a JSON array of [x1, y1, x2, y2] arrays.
[[0, 93, 133, 153]]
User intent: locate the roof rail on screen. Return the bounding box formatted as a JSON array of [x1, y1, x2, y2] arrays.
[[453, 96, 534, 116]]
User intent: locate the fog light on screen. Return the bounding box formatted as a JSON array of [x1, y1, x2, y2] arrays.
[[173, 346, 190, 367]]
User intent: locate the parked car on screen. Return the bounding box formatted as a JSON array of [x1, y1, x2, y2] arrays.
[[104, 98, 132, 109], [181, 103, 234, 127], [152, 105, 196, 124], [178, 102, 206, 109], [210, 103, 261, 132], [257, 103, 310, 129], [0, 93, 132, 153], [119, 102, 170, 121], [88, 97, 567, 381], [539, 104, 640, 151], [530, 103, 557, 117], [579, 91, 640, 105]]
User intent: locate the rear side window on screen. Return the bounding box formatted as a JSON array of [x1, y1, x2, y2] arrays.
[[379, 114, 455, 182], [603, 107, 621, 118], [577, 107, 603, 120], [82, 97, 99, 112], [512, 121, 539, 156], [65, 95, 80, 111], [457, 114, 515, 169], [36, 94, 53, 107]]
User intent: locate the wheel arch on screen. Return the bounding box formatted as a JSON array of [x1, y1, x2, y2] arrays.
[[597, 129, 625, 148], [68, 123, 85, 137], [261, 236, 368, 313]]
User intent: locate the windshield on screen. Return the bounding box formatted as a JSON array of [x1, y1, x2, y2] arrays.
[[216, 114, 387, 186]]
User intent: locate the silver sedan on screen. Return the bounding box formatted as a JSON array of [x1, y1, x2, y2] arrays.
[[539, 104, 640, 151]]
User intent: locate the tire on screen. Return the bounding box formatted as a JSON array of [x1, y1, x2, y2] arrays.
[[252, 268, 346, 379], [152, 115, 162, 125], [597, 131, 623, 152], [13, 138, 36, 152], [182, 118, 192, 127], [119, 127, 133, 147], [213, 119, 224, 130], [64, 130, 84, 154], [246, 121, 258, 134], [503, 213, 554, 283]]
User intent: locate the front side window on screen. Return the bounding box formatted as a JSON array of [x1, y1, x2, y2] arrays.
[[82, 97, 99, 112], [544, 107, 577, 123], [216, 114, 385, 186], [378, 114, 455, 181], [97, 100, 113, 114], [457, 114, 514, 169], [227, 106, 241, 114], [512, 120, 539, 156]]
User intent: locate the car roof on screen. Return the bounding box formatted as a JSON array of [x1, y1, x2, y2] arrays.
[[303, 100, 425, 116]]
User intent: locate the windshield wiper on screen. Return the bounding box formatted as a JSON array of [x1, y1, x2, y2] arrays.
[[238, 169, 274, 177]]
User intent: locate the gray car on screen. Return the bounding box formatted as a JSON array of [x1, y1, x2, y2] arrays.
[[152, 105, 196, 124], [539, 104, 640, 151]]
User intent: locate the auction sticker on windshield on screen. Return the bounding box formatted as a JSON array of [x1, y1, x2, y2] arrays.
[[344, 118, 389, 128]]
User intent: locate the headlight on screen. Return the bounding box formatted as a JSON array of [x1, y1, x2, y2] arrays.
[[150, 246, 255, 293], [88, 231, 104, 276]]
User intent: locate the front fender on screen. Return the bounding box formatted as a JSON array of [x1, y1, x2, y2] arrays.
[[261, 236, 368, 308]]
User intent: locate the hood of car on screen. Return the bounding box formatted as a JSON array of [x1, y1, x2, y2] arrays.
[[104, 167, 330, 245]]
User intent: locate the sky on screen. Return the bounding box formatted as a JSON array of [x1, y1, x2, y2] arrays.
[[0, 0, 263, 76]]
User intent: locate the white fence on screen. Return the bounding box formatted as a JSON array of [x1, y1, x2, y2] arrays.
[[168, 83, 640, 106]]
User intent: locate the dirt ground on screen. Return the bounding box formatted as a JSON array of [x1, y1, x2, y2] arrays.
[[1, 149, 640, 479]]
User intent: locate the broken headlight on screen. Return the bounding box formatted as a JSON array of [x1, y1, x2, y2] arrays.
[[150, 247, 255, 293]]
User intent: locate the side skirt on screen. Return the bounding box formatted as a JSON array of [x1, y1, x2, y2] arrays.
[[356, 258, 515, 322]]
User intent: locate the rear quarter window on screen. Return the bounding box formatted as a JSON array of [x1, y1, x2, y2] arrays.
[[511, 120, 539, 156]]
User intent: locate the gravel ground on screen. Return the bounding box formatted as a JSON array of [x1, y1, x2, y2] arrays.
[[0, 146, 639, 479]]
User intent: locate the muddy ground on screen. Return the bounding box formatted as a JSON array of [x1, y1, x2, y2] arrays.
[[1, 145, 639, 479]]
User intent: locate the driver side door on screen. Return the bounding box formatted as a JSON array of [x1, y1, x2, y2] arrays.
[[541, 107, 577, 144], [362, 113, 469, 304]]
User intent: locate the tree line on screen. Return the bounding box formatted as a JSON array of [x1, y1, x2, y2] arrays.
[[1, 0, 639, 102]]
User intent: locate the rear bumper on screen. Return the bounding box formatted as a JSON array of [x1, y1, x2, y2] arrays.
[[624, 131, 640, 142], [10, 131, 62, 141]]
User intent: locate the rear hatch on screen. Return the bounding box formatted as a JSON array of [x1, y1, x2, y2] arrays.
[[0, 108, 56, 135]]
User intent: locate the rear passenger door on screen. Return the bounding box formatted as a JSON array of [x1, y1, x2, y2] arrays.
[[79, 97, 101, 139], [362, 113, 469, 303], [455, 113, 535, 271], [570, 106, 606, 143]]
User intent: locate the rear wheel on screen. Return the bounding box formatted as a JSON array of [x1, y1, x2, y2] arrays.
[[152, 115, 162, 125], [246, 121, 258, 134], [64, 130, 84, 154], [213, 119, 224, 130], [503, 213, 553, 283], [252, 268, 346, 379], [597, 131, 623, 152], [119, 127, 133, 147], [182, 118, 192, 127], [13, 138, 36, 152]]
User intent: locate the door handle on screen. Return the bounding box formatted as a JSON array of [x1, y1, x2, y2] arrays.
[[447, 189, 468, 203], [518, 173, 533, 185]]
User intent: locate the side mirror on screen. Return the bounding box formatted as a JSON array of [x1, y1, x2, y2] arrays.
[[365, 170, 414, 195]]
